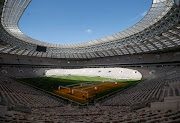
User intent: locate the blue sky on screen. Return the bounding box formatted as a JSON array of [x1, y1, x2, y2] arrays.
[[19, 0, 152, 44]]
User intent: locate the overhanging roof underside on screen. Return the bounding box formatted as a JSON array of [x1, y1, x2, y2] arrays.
[[0, 0, 180, 59]]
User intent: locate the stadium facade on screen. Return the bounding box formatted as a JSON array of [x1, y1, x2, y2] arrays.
[[0, 0, 180, 122]]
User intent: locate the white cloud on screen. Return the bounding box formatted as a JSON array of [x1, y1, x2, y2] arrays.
[[130, 15, 139, 21], [130, 10, 148, 22], [86, 29, 92, 34], [141, 11, 147, 17]]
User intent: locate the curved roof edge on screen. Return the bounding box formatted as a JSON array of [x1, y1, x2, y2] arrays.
[[0, 0, 175, 48], [0, 0, 180, 59]]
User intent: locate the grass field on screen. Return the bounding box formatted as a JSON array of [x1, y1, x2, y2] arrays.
[[17, 75, 141, 104]]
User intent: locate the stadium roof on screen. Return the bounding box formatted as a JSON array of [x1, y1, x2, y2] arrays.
[[0, 0, 180, 59]]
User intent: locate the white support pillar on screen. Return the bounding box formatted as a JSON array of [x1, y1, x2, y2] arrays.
[[72, 89, 74, 94], [58, 86, 61, 90], [80, 83, 83, 87], [95, 87, 97, 91]]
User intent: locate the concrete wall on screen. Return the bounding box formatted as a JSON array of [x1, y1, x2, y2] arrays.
[[151, 101, 180, 110], [0, 105, 7, 117], [164, 96, 180, 102]]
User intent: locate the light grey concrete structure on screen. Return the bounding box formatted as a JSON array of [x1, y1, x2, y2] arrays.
[[0, 0, 180, 59]]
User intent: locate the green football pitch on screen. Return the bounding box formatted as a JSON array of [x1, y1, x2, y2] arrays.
[[17, 75, 141, 104]]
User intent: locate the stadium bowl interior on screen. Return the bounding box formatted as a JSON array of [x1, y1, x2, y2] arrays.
[[0, 0, 180, 122]]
